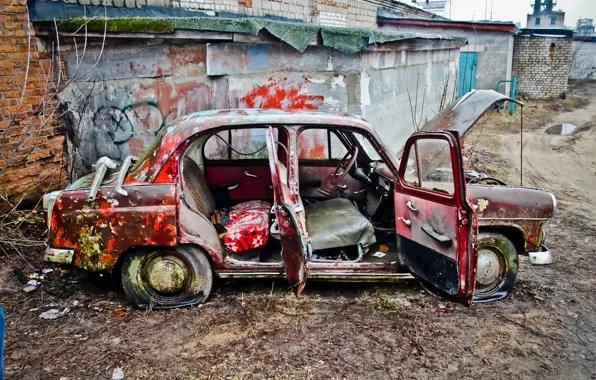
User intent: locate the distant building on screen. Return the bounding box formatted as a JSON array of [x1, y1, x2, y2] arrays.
[[527, 0, 565, 28], [410, 0, 451, 18], [576, 19, 595, 36]]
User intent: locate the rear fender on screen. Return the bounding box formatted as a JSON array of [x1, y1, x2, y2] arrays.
[[50, 184, 178, 272]]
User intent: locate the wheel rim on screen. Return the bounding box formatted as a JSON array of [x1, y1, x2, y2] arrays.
[[475, 247, 507, 295], [139, 252, 192, 304]]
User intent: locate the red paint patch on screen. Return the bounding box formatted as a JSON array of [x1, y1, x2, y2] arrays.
[[239, 78, 324, 110]]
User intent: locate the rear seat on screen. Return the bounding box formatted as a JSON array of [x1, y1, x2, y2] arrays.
[[222, 200, 271, 252], [182, 157, 271, 253]]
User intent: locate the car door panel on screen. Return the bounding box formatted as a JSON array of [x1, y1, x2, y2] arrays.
[[395, 131, 477, 300], [204, 163, 272, 200], [265, 127, 308, 293], [395, 193, 461, 294]]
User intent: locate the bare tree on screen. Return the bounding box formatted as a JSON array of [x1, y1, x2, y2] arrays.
[[0, 6, 108, 213]]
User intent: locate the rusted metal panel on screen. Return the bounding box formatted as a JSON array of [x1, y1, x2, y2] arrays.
[[50, 184, 177, 272], [206, 43, 361, 76], [419, 90, 523, 138], [468, 185, 555, 252], [177, 200, 225, 267]]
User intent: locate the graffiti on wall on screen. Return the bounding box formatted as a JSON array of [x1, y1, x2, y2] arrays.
[[92, 100, 172, 157], [239, 77, 325, 109]]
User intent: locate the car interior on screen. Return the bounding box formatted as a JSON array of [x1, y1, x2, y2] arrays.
[[180, 125, 425, 266]]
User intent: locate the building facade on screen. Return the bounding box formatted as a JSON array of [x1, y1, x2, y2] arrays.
[[410, 0, 450, 18], [526, 0, 565, 29], [512, 29, 573, 99], [378, 17, 516, 97]]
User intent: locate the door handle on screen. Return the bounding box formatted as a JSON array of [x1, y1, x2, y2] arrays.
[[227, 182, 240, 190], [336, 184, 347, 190], [406, 201, 418, 212], [398, 217, 411, 227], [244, 171, 257, 178], [421, 223, 452, 245]]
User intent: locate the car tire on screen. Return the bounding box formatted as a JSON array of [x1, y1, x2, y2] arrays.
[[121, 245, 213, 309], [474, 232, 518, 303]]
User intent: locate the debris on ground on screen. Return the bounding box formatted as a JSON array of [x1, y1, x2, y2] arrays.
[[22, 279, 39, 293], [112, 367, 125, 379], [39, 308, 70, 320]]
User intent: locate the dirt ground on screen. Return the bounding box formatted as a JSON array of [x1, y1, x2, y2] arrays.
[[1, 81, 596, 379]]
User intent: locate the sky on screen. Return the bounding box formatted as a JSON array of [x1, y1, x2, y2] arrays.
[[423, 0, 596, 27]]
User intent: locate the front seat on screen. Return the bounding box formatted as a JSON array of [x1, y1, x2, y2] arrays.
[[304, 198, 376, 251]]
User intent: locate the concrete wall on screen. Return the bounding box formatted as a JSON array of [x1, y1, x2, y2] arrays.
[[58, 38, 459, 177], [379, 25, 514, 95], [512, 34, 572, 99], [360, 48, 458, 149], [570, 39, 596, 79]]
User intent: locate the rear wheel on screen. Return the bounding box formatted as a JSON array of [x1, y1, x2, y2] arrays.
[[474, 232, 518, 302], [121, 246, 213, 309]]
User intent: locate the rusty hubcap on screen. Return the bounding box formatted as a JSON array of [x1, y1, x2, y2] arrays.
[[476, 248, 501, 286], [145, 256, 187, 294]]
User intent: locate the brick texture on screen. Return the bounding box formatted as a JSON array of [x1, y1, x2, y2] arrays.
[[0, 0, 65, 209], [51, 0, 438, 27], [512, 35, 573, 100], [570, 40, 596, 80]]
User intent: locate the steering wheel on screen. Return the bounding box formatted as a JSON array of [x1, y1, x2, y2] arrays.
[[331, 147, 359, 186]]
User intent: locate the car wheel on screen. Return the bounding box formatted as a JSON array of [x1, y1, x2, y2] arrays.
[[474, 232, 518, 302], [121, 245, 213, 309]]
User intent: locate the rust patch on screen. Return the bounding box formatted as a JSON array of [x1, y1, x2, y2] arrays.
[[50, 184, 178, 272]]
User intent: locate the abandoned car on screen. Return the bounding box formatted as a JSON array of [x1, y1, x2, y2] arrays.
[[43, 90, 556, 308]]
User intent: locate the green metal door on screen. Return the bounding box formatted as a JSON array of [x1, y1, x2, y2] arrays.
[[458, 52, 477, 98]]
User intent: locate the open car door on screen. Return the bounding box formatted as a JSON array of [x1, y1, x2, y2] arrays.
[[265, 127, 308, 294], [395, 131, 477, 302]]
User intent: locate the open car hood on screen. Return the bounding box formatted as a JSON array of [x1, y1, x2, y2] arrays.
[[421, 89, 523, 135], [396, 89, 522, 157]]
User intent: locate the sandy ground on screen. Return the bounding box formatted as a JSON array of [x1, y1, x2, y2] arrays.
[[1, 81, 596, 379]]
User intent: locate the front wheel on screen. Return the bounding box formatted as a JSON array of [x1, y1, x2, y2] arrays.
[[121, 246, 213, 309], [473, 232, 518, 303]]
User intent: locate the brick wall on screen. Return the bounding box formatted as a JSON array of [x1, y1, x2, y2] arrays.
[[570, 39, 596, 80], [53, 0, 437, 28], [512, 35, 572, 100], [0, 0, 65, 209]]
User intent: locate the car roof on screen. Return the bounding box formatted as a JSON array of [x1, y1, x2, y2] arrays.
[[170, 108, 373, 132], [128, 109, 376, 183]]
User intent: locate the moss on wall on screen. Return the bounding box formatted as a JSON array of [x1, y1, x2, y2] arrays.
[[58, 16, 460, 53]]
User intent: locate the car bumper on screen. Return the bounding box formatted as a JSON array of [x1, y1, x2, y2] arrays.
[[44, 247, 74, 264], [529, 244, 553, 265]]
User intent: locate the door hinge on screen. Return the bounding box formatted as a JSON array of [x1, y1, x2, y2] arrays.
[[458, 208, 469, 226]]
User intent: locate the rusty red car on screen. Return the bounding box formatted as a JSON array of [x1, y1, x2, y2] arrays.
[[43, 90, 556, 309]]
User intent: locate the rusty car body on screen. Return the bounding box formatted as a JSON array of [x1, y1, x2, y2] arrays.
[[43, 90, 556, 308]]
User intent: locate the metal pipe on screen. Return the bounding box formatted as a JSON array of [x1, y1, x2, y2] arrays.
[[114, 155, 138, 196], [545, 0, 553, 12], [88, 156, 117, 200], [534, 0, 541, 14]]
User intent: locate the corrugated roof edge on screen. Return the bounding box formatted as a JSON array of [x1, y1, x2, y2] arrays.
[[32, 3, 462, 54], [517, 28, 574, 37], [377, 16, 516, 32]]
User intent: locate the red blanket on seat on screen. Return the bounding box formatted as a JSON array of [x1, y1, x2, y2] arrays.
[[221, 201, 271, 253]]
